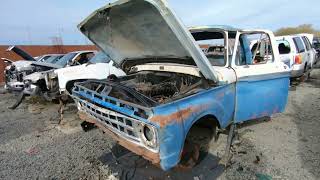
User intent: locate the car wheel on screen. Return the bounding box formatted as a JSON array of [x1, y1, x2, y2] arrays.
[[178, 125, 217, 169]]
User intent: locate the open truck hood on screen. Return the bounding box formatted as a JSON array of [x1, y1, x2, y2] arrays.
[[78, 0, 218, 81]]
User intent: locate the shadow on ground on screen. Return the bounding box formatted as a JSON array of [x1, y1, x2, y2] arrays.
[[98, 144, 225, 180], [97, 117, 273, 180], [290, 66, 320, 178]]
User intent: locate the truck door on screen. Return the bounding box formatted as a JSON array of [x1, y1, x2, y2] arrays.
[[232, 31, 290, 123]]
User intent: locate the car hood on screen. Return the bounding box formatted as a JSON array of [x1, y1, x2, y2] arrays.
[[78, 0, 218, 81], [6, 46, 36, 61], [31, 61, 63, 69], [12, 60, 34, 71]]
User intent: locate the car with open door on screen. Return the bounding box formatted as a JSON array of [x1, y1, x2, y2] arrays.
[[71, 0, 290, 171]]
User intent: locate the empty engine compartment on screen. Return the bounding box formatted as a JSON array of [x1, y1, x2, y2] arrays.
[[77, 71, 209, 107]]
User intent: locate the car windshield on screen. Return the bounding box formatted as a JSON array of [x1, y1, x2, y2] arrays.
[[89, 52, 111, 64], [55, 53, 77, 67], [38, 56, 51, 62], [45, 55, 63, 64]]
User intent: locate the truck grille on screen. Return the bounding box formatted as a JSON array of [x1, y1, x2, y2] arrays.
[[78, 99, 141, 143]]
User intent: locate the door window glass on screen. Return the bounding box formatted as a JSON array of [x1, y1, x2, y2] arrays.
[[74, 52, 95, 65], [302, 36, 311, 50], [293, 37, 305, 53]]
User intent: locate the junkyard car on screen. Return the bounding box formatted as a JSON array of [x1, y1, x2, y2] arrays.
[[22, 50, 97, 99], [276, 35, 316, 78], [3, 46, 64, 91], [5, 50, 95, 92], [71, 0, 290, 170], [23, 51, 125, 101]]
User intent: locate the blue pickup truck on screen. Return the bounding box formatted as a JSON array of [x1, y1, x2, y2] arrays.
[[71, 0, 290, 171]]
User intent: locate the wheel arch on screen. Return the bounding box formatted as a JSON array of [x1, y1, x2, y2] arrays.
[[186, 114, 220, 133], [177, 114, 221, 168], [65, 79, 89, 94]]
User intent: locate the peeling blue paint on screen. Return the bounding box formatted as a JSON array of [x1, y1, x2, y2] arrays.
[[234, 73, 290, 122], [152, 84, 236, 170]]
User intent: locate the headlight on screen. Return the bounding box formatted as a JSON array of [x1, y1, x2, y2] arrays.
[[48, 71, 57, 79], [143, 125, 154, 141], [139, 124, 157, 149]]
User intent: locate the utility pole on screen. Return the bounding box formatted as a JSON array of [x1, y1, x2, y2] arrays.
[[26, 26, 32, 45]]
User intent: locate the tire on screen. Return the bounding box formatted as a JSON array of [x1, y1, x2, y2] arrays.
[[178, 124, 217, 169]]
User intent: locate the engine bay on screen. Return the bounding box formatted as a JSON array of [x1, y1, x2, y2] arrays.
[[77, 71, 210, 107], [119, 71, 206, 103]]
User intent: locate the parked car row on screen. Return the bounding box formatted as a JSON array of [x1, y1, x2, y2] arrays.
[[276, 34, 318, 78], [2, 47, 125, 109], [3, 48, 95, 92], [3, 0, 309, 172]]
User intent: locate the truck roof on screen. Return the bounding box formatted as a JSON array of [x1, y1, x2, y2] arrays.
[[189, 25, 240, 32]]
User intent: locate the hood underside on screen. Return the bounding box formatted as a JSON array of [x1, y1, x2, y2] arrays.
[[6, 46, 36, 61], [78, 0, 218, 81]]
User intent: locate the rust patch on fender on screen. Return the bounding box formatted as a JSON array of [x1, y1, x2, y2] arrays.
[[78, 112, 160, 164], [150, 105, 207, 128]]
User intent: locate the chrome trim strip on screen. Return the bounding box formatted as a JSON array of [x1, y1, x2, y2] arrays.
[[238, 72, 290, 82]]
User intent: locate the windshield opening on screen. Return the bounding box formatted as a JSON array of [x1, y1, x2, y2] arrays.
[[192, 31, 236, 66]]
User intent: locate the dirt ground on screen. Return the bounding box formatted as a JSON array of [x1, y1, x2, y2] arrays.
[[0, 66, 319, 180]]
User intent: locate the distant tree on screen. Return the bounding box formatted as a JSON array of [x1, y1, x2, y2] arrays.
[[275, 24, 320, 37]]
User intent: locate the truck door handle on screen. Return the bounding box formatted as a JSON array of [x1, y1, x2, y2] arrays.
[[243, 65, 250, 68]]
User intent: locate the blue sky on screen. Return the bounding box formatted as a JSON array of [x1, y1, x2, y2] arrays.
[[0, 0, 319, 45]]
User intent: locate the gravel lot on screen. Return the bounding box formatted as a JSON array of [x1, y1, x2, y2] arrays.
[[0, 66, 319, 180]]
